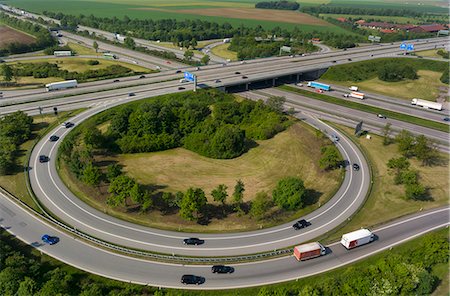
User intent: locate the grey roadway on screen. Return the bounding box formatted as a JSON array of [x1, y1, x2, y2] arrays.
[[252, 88, 449, 144], [1, 38, 446, 105], [0, 187, 448, 289], [29, 90, 370, 256]]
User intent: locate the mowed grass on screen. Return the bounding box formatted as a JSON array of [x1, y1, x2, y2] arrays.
[[5, 0, 351, 32], [320, 124, 449, 243], [211, 43, 238, 61], [67, 42, 100, 56], [60, 122, 343, 232], [416, 49, 448, 59], [321, 70, 448, 101]]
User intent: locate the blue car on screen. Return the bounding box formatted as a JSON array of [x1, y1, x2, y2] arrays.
[[41, 234, 59, 245]]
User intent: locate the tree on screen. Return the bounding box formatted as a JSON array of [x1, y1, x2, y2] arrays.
[[93, 41, 99, 53], [414, 135, 437, 166], [395, 130, 415, 158], [382, 123, 393, 145], [201, 54, 210, 65], [387, 156, 410, 172], [81, 162, 101, 186], [232, 179, 245, 211], [400, 170, 418, 185], [129, 182, 145, 204], [405, 183, 427, 200], [106, 163, 122, 181], [124, 36, 136, 49], [107, 175, 136, 207], [211, 184, 228, 205], [272, 177, 306, 210], [0, 137, 16, 175], [162, 192, 177, 209], [179, 187, 207, 221], [1, 64, 13, 82], [184, 50, 194, 61], [190, 38, 198, 49], [250, 191, 272, 220], [266, 96, 286, 113], [17, 277, 37, 296], [319, 145, 342, 170]]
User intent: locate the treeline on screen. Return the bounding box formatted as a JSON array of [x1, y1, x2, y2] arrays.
[[0, 111, 33, 175], [255, 1, 299, 10], [6, 62, 140, 82], [229, 37, 317, 59], [301, 5, 424, 17], [41, 11, 363, 52], [321, 58, 449, 82], [0, 13, 56, 56]]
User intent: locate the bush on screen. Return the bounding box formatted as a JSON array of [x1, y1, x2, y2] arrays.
[[87, 60, 100, 65], [440, 69, 449, 84], [272, 177, 306, 210], [377, 64, 417, 82], [250, 191, 272, 220], [405, 183, 427, 200], [255, 1, 299, 10]]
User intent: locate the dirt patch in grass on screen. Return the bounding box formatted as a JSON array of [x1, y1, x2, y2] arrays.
[[0, 25, 35, 48], [60, 122, 343, 232], [321, 124, 449, 242], [133, 7, 329, 26]]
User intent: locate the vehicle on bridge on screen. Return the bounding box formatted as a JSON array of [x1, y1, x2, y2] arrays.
[[411, 98, 442, 111], [293, 242, 326, 261], [307, 81, 331, 91], [340, 229, 374, 249], [45, 80, 78, 91]]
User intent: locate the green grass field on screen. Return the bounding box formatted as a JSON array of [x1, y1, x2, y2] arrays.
[[211, 43, 238, 61], [4, 0, 348, 32], [59, 121, 343, 233]]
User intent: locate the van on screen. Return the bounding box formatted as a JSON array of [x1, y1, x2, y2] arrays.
[[179, 79, 187, 83]]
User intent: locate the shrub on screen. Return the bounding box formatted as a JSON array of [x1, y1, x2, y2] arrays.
[[272, 177, 306, 210], [87, 60, 100, 65]]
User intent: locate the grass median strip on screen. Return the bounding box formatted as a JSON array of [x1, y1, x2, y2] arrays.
[[278, 85, 449, 133]]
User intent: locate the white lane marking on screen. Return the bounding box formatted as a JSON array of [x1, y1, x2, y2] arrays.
[[33, 100, 368, 250]]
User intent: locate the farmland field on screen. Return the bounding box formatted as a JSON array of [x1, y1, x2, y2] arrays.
[[320, 13, 448, 24], [3, 0, 348, 32], [0, 25, 35, 48]]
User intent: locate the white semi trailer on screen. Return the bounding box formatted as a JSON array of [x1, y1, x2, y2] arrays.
[[411, 98, 442, 111], [45, 80, 78, 91]]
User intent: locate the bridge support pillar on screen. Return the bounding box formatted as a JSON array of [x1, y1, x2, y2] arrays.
[[245, 83, 249, 91], [272, 78, 276, 87]]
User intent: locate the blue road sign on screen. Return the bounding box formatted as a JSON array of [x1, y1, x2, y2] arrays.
[[184, 71, 195, 82], [406, 44, 414, 51], [400, 43, 407, 50]]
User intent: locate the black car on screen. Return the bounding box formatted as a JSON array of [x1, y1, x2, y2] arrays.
[[292, 219, 310, 230], [49, 135, 59, 142], [181, 274, 204, 285], [443, 117, 450, 122], [211, 265, 234, 274], [62, 122, 74, 128], [113, 79, 120, 82], [39, 155, 49, 163], [183, 238, 204, 245], [215, 79, 221, 83], [139, 75, 146, 79], [175, 70, 182, 73], [234, 71, 241, 75], [242, 75, 248, 79], [332, 60, 336, 63], [348, 58, 352, 61], [128, 93, 135, 97], [178, 87, 185, 90], [353, 163, 360, 171]]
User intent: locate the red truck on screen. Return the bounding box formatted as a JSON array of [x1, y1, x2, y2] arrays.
[[293, 242, 326, 261]]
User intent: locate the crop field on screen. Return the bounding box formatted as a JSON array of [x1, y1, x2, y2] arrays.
[[0, 25, 35, 48], [4, 0, 348, 32], [321, 13, 448, 25], [315, 0, 448, 13]]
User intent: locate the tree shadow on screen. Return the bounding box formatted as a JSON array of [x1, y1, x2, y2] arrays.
[[304, 189, 323, 206]]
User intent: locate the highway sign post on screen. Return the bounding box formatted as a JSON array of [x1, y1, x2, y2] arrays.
[[184, 71, 197, 92]]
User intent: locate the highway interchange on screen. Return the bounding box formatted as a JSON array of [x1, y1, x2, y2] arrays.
[[0, 6, 449, 289]]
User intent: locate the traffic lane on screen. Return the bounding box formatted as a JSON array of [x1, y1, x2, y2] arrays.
[[2, 190, 446, 290], [262, 88, 449, 143], [29, 94, 368, 256]]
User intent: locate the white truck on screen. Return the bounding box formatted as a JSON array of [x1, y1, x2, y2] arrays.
[[293, 242, 326, 261], [45, 80, 78, 91], [349, 86, 358, 91], [53, 50, 72, 57], [344, 91, 365, 100], [411, 98, 442, 111], [340, 228, 374, 249]]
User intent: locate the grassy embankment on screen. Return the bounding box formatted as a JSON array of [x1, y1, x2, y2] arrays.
[[59, 121, 343, 233], [318, 57, 449, 101], [210, 43, 238, 61], [0, 110, 86, 212], [278, 85, 449, 133], [415, 49, 449, 59]]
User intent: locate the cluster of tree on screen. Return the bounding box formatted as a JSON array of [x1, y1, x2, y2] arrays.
[[301, 5, 424, 17], [385, 130, 439, 201], [321, 58, 449, 82], [256, 232, 448, 295], [378, 63, 417, 82], [437, 49, 449, 59], [7, 62, 138, 83], [0, 13, 56, 56], [319, 145, 342, 170], [0, 111, 33, 175], [97, 91, 289, 158], [255, 1, 299, 10]]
